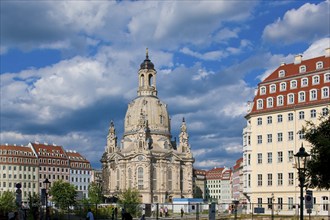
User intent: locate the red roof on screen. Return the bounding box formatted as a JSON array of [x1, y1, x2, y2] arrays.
[[248, 55, 330, 116]]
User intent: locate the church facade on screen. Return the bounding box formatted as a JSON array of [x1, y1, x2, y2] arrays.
[[101, 51, 195, 204]]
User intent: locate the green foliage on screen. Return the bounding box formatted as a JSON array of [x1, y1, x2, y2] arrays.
[[49, 180, 77, 210], [118, 188, 141, 217], [88, 182, 103, 204], [28, 192, 41, 218], [0, 190, 16, 214], [303, 113, 330, 189]]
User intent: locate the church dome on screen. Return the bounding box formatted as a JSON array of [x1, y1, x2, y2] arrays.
[[124, 96, 171, 137]]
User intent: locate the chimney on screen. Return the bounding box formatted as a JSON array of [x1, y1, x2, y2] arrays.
[[294, 54, 303, 64], [325, 48, 330, 57]]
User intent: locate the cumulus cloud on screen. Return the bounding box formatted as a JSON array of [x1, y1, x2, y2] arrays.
[[263, 1, 330, 44]]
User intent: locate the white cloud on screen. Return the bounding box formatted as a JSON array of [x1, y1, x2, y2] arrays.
[[263, 1, 330, 44]]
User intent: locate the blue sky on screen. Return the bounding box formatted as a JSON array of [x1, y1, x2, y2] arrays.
[[1, 0, 329, 170]]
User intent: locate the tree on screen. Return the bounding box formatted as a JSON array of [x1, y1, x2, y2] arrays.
[[49, 180, 77, 210], [303, 113, 330, 189], [118, 188, 141, 217], [0, 190, 16, 215], [88, 182, 103, 204]]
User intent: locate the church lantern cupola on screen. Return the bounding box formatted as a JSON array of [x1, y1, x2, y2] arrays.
[[138, 48, 157, 97]]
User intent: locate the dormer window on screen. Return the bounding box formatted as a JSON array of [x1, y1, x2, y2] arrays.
[[290, 80, 297, 89], [280, 82, 286, 91], [322, 87, 329, 98], [301, 78, 308, 87], [277, 95, 284, 106], [257, 99, 263, 109], [310, 89, 317, 100], [316, 61, 323, 69], [287, 93, 294, 104], [278, 70, 285, 77], [270, 84, 276, 93], [325, 73, 330, 82], [260, 86, 266, 95], [267, 97, 273, 108], [299, 65, 306, 73], [312, 75, 320, 85], [298, 91, 305, 102]]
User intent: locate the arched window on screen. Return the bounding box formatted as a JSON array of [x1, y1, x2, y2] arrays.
[[301, 78, 308, 87], [267, 97, 273, 108], [316, 61, 323, 69], [280, 82, 286, 91], [310, 89, 317, 100], [167, 168, 172, 190], [325, 73, 330, 82], [270, 84, 276, 93], [299, 65, 306, 73], [290, 80, 297, 89], [312, 75, 320, 85], [257, 99, 263, 109], [287, 93, 294, 104], [140, 74, 145, 87], [116, 169, 120, 189], [138, 167, 144, 190], [152, 165, 157, 190], [298, 91, 305, 102], [322, 87, 329, 98], [128, 168, 132, 188], [148, 74, 153, 86], [260, 86, 266, 95], [278, 70, 285, 77], [277, 95, 284, 106]]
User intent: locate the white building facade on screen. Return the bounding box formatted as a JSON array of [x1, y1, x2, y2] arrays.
[[243, 49, 330, 216]]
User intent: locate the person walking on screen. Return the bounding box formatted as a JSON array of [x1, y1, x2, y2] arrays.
[[181, 208, 184, 218], [86, 208, 94, 220]]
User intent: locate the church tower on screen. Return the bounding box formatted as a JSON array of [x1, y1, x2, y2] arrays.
[[101, 50, 194, 203]]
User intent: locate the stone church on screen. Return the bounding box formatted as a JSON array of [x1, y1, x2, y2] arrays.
[[101, 50, 195, 204]]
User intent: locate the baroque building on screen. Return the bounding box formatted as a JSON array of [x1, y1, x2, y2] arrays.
[[101, 50, 195, 204], [243, 49, 330, 215]]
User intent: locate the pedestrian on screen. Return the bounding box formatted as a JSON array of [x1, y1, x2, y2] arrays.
[[121, 208, 125, 220], [164, 206, 168, 217], [160, 207, 163, 217], [180, 208, 184, 218], [114, 207, 118, 220], [140, 214, 145, 220], [86, 208, 94, 220]]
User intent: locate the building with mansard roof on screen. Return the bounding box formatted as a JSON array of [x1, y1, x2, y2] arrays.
[[101, 50, 195, 204], [243, 48, 330, 215]]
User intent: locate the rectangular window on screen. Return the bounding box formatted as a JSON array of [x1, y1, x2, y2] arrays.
[[257, 117, 262, 125], [267, 134, 272, 143], [267, 116, 272, 124], [277, 132, 283, 142], [257, 135, 262, 144], [288, 197, 294, 210], [258, 198, 263, 208], [277, 114, 283, 123], [277, 173, 283, 186], [277, 151, 283, 163], [278, 198, 283, 210], [310, 109, 316, 118], [288, 173, 294, 185], [267, 173, 272, 186], [288, 131, 294, 141], [267, 152, 272, 163], [299, 111, 305, 119], [257, 174, 262, 186], [288, 150, 294, 162], [288, 113, 293, 121], [257, 153, 262, 164]]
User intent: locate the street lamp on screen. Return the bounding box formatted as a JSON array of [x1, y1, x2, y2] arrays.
[[43, 178, 51, 220], [294, 143, 310, 220]]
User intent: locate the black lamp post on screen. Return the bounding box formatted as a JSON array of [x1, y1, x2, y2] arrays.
[[294, 143, 310, 220], [43, 178, 51, 220]]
